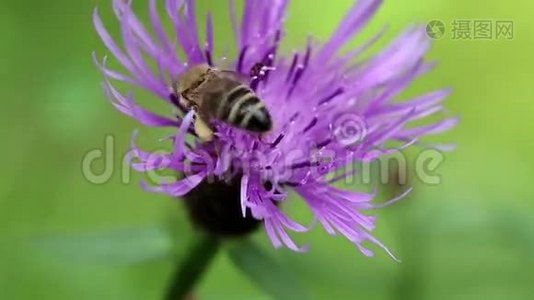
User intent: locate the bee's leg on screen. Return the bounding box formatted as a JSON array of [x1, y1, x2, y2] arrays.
[[194, 116, 214, 142], [179, 96, 192, 110]]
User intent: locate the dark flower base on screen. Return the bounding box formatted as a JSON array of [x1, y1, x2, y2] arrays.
[[183, 176, 261, 237]]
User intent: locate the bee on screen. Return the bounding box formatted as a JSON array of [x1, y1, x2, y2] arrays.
[[172, 64, 273, 142]]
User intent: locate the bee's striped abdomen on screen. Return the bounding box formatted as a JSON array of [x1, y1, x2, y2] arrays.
[[216, 84, 251, 119], [219, 85, 272, 132]]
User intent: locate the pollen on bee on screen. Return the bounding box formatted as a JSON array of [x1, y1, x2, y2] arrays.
[[194, 117, 214, 142]]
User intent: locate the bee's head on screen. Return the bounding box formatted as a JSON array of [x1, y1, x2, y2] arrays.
[[178, 64, 211, 93]]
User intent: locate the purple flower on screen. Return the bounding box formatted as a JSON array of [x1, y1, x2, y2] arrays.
[[94, 0, 456, 258]]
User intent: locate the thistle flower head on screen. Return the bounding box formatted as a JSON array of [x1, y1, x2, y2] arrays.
[[94, 0, 456, 257]]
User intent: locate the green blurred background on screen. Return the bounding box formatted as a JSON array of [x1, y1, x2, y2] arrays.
[[1, 0, 533, 299]]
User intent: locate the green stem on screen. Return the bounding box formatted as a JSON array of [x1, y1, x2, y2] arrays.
[[165, 234, 220, 300]]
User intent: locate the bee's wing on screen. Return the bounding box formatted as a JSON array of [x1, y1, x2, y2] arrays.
[[195, 76, 236, 121], [218, 70, 251, 85]]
